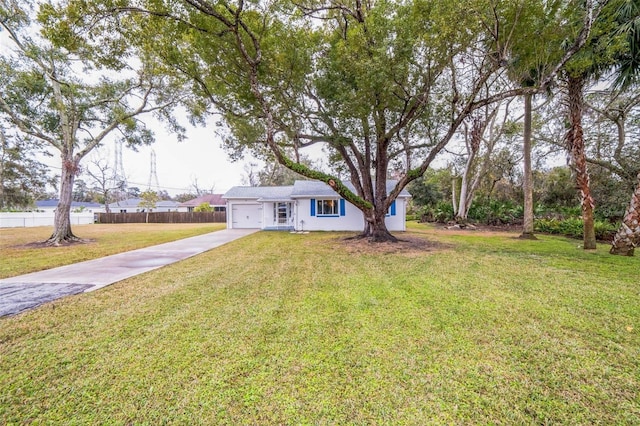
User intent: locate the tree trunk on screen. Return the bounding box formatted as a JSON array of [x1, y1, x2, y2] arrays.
[[566, 75, 596, 250], [360, 219, 397, 242], [47, 155, 81, 245], [451, 177, 458, 217], [358, 208, 398, 242], [457, 155, 474, 222], [610, 172, 640, 256], [520, 93, 537, 240]]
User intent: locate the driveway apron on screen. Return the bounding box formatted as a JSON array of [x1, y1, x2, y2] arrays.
[[0, 228, 259, 317]]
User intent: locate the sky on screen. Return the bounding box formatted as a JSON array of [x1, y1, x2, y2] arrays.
[[38, 120, 256, 197], [103, 123, 251, 196], [0, 23, 254, 197]]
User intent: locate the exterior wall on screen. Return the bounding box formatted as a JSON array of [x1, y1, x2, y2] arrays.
[[263, 202, 276, 228], [226, 197, 408, 231], [149, 206, 179, 213], [296, 198, 364, 231], [295, 197, 407, 232], [0, 212, 95, 228], [110, 206, 178, 213], [384, 197, 407, 231]]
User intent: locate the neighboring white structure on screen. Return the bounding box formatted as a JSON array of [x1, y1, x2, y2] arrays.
[[0, 199, 104, 228], [35, 199, 105, 213], [223, 180, 410, 231], [108, 198, 181, 213], [0, 212, 96, 228]]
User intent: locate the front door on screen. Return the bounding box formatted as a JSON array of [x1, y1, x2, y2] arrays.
[[274, 202, 291, 226]]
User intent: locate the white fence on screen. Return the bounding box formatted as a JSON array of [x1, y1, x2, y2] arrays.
[[0, 212, 96, 228]]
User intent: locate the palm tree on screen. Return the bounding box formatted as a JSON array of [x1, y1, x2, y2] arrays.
[[609, 0, 640, 255], [564, 72, 597, 249], [561, 0, 632, 250]]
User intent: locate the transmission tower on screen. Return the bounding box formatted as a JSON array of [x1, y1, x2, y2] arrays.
[[113, 141, 128, 201], [148, 149, 160, 190]]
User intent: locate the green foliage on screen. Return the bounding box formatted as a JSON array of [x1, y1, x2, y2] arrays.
[[60, 0, 595, 232], [563, 0, 630, 79], [0, 129, 54, 209], [534, 217, 617, 240], [536, 167, 579, 207], [468, 201, 524, 225], [589, 166, 633, 221], [1, 1, 187, 241], [139, 190, 159, 210], [418, 201, 455, 223], [193, 202, 213, 212], [407, 168, 452, 207]]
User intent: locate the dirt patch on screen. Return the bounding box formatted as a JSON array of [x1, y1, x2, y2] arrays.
[[339, 235, 451, 256], [430, 223, 522, 237]]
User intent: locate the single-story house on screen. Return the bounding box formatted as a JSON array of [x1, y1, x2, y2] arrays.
[[222, 180, 410, 231], [108, 198, 181, 213], [35, 199, 105, 213], [178, 194, 226, 212]]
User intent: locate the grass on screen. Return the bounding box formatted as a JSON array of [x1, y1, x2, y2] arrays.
[[0, 223, 225, 279], [1, 223, 639, 424]]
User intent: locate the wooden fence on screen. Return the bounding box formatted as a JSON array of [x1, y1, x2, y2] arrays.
[[95, 211, 226, 224]]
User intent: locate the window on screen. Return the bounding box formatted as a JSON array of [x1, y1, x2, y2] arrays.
[[386, 200, 397, 216], [316, 199, 339, 216]]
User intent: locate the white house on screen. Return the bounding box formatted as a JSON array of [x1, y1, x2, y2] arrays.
[[223, 180, 410, 231], [35, 199, 105, 213], [108, 198, 181, 213]]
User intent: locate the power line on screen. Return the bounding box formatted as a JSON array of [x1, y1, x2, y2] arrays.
[[46, 163, 193, 192]]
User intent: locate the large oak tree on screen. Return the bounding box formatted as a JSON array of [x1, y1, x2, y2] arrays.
[[0, 0, 185, 244], [61, 0, 599, 241]]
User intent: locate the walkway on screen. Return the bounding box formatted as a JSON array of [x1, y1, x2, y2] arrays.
[[0, 228, 259, 317]]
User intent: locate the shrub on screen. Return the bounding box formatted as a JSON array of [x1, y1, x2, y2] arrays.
[[468, 200, 523, 225], [534, 217, 617, 241], [433, 202, 454, 223], [194, 202, 214, 212]]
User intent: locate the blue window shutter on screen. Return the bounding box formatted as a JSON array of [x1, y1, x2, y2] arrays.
[[340, 199, 346, 216], [390, 200, 396, 216], [310, 199, 316, 216]]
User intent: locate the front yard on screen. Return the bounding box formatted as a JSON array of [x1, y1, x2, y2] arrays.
[[0, 223, 225, 279], [1, 224, 638, 424]]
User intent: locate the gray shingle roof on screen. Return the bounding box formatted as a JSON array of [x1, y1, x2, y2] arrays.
[[290, 180, 411, 198], [222, 186, 294, 200], [108, 198, 142, 208], [36, 199, 103, 208], [223, 180, 411, 200]]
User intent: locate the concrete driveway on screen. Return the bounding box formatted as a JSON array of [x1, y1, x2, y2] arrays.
[[0, 228, 259, 317]]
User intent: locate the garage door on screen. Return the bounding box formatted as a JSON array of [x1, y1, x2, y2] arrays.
[[231, 204, 262, 228]]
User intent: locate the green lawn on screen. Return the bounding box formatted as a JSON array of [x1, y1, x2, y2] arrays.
[[1, 224, 638, 424], [0, 223, 225, 279]]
